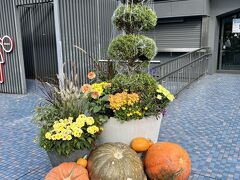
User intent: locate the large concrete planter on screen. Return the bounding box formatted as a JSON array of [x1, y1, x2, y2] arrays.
[[47, 149, 90, 167], [99, 114, 162, 145]]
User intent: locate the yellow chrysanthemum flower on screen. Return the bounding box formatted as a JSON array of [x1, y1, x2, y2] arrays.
[[86, 117, 95, 126], [109, 92, 140, 110], [78, 114, 86, 118], [46, 115, 98, 141], [45, 132, 52, 140], [87, 125, 99, 135], [167, 94, 175, 102], [157, 95, 162, 100], [66, 135, 72, 141], [76, 117, 85, 128]]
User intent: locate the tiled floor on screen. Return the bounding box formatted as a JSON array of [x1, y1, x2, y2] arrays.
[[0, 74, 239, 179], [159, 74, 240, 180], [0, 81, 51, 180]]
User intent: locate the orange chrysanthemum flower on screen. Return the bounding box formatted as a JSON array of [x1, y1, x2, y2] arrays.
[[88, 72, 96, 80], [81, 84, 92, 94], [91, 91, 100, 99]]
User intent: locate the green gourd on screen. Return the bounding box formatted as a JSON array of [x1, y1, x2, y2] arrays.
[[87, 143, 147, 180]]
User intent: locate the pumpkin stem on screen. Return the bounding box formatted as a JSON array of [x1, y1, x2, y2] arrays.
[[83, 155, 88, 159]]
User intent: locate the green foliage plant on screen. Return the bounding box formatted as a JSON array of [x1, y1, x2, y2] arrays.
[[108, 34, 157, 66], [113, 4, 157, 33]]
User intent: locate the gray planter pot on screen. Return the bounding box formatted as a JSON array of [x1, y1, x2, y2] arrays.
[[47, 149, 90, 167], [99, 114, 162, 145]]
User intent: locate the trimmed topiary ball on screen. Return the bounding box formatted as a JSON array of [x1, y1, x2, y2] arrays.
[[113, 4, 157, 33], [120, 0, 150, 4], [111, 72, 158, 99], [108, 34, 157, 64]]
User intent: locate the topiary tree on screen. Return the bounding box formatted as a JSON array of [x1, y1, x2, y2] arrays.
[[108, 0, 157, 73], [113, 4, 157, 33], [108, 34, 157, 67]]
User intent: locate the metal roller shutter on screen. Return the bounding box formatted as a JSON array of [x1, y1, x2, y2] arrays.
[[15, 0, 53, 6], [145, 17, 202, 52], [19, 3, 58, 82], [58, 0, 117, 84]]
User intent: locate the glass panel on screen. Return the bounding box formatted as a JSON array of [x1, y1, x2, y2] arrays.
[[221, 12, 240, 70]]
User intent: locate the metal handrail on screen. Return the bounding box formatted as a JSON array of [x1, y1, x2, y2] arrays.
[[151, 47, 210, 69], [149, 47, 211, 96], [157, 53, 211, 82]]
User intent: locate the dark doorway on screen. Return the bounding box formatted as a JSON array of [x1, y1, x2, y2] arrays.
[[219, 11, 240, 71], [19, 3, 58, 83]]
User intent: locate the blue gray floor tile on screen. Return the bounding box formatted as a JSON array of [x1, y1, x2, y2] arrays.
[[159, 73, 240, 180]]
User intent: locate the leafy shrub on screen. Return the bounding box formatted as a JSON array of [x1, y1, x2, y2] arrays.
[[110, 72, 174, 119], [111, 72, 158, 98], [108, 34, 157, 65], [113, 4, 157, 33]]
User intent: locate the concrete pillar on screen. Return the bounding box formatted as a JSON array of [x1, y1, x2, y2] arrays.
[[53, 0, 64, 88], [201, 16, 210, 47], [207, 16, 220, 74]]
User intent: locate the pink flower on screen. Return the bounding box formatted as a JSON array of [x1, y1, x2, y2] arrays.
[[88, 72, 96, 80], [91, 91, 100, 99], [81, 84, 91, 94]]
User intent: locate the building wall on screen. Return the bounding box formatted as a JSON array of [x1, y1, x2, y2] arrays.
[[153, 0, 240, 74], [0, 0, 116, 93], [0, 0, 26, 94], [56, 0, 117, 84], [208, 0, 240, 74], [154, 0, 210, 18]]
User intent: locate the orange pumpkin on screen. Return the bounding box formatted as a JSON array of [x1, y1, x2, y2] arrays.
[[131, 137, 153, 152], [148, 139, 154, 147], [77, 156, 88, 168], [45, 162, 89, 180], [144, 142, 191, 180]]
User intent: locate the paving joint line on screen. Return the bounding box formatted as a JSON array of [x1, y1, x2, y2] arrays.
[[191, 170, 220, 180]]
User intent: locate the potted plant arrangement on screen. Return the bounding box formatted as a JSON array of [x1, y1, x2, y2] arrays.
[[37, 1, 190, 179], [33, 79, 106, 167], [33, 0, 174, 168]]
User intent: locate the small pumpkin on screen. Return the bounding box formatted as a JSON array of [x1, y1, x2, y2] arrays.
[[131, 137, 152, 152], [45, 162, 89, 180], [144, 142, 191, 180], [87, 142, 147, 180], [77, 156, 88, 168]]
